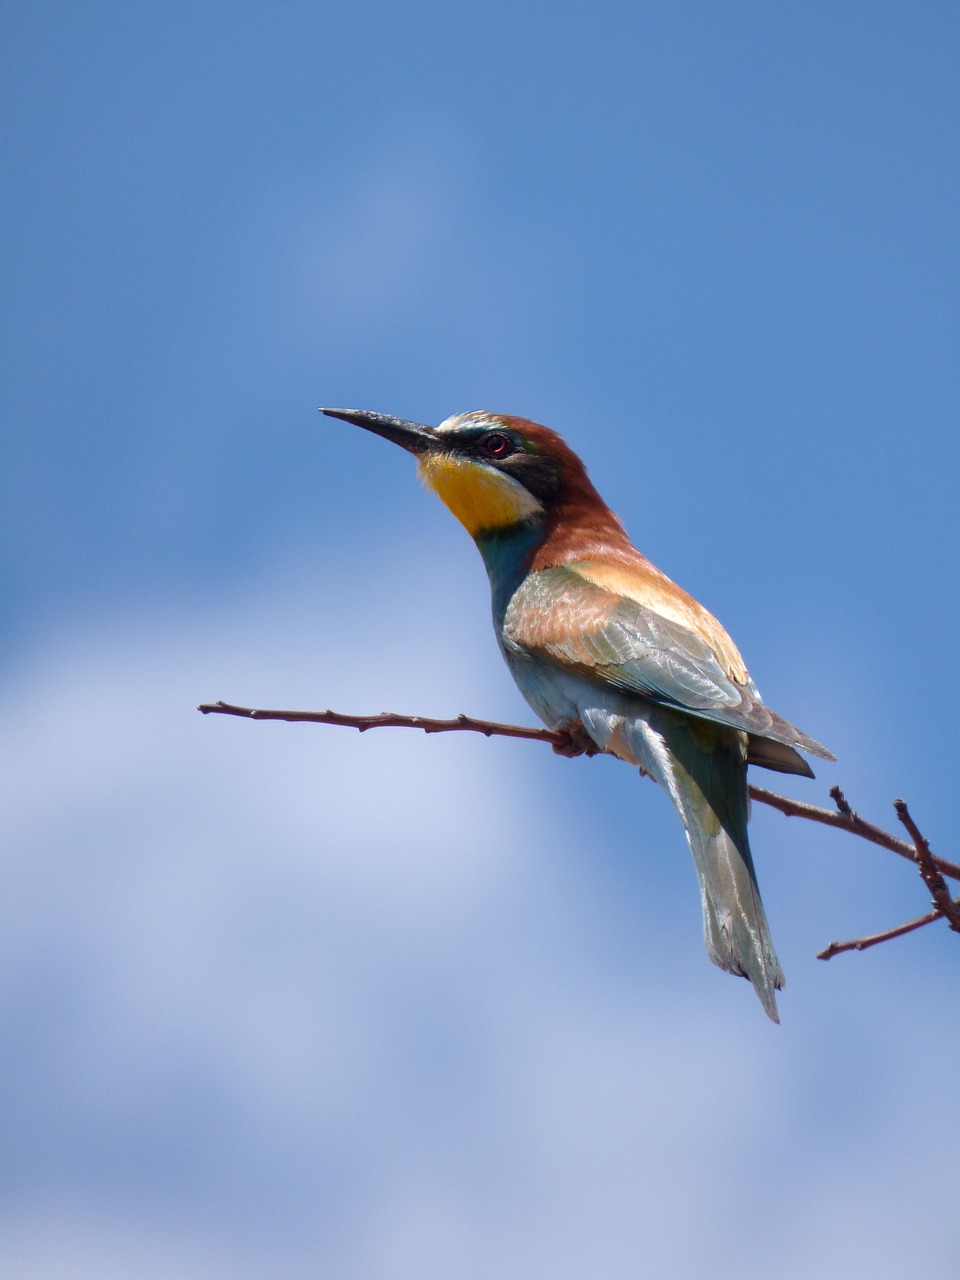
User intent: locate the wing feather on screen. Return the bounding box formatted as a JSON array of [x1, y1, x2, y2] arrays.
[[502, 566, 834, 761]]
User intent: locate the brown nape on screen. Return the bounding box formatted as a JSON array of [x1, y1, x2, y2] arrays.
[[497, 417, 750, 684], [494, 417, 652, 572]]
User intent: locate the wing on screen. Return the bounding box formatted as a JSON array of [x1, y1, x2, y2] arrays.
[[502, 565, 834, 761]]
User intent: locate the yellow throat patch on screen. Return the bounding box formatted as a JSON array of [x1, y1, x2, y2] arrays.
[[417, 454, 543, 537]]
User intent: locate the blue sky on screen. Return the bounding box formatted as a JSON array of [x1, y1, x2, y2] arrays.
[[3, 3, 959, 1275]]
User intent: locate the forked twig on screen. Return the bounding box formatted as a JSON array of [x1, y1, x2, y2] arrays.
[[748, 782, 960, 881], [895, 799, 960, 932]]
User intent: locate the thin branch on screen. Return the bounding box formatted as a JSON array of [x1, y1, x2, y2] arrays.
[[817, 908, 943, 960], [895, 799, 960, 933], [197, 700, 564, 745], [748, 783, 960, 882], [199, 700, 960, 885]]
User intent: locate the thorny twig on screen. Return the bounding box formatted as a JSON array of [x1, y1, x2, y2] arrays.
[[198, 699, 960, 959]]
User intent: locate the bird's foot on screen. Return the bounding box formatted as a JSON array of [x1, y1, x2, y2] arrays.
[[552, 721, 600, 758]]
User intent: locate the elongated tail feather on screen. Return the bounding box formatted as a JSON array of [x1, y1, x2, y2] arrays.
[[662, 723, 784, 1021], [581, 703, 785, 1021]]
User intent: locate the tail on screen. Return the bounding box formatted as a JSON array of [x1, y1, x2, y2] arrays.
[[589, 706, 784, 1021], [661, 720, 784, 1020]]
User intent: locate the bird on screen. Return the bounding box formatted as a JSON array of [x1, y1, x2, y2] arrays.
[[321, 407, 834, 1021]]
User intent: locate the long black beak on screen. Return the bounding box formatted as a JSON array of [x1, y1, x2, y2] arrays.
[[320, 408, 439, 455]]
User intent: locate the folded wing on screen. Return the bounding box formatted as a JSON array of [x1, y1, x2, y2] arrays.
[[502, 565, 834, 762]]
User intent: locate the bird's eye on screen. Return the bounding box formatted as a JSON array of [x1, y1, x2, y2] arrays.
[[481, 432, 513, 459]]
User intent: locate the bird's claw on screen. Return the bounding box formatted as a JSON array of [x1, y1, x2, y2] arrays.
[[552, 722, 600, 758]]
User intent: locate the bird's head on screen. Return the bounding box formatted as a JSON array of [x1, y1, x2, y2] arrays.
[[321, 408, 601, 540]]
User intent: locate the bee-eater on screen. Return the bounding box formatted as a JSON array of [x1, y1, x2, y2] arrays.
[[322, 408, 833, 1021]]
